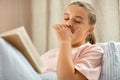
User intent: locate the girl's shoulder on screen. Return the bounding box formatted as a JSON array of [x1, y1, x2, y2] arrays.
[[75, 42, 104, 54]]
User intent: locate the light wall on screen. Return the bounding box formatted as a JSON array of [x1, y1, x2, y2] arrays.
[[31, 0, 120, 54], [0, 0, 119, 54], [0, 0, 32, 38], [31, 0, 48, 54]]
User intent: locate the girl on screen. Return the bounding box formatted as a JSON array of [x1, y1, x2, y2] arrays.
[[40, 1, 104, 80]]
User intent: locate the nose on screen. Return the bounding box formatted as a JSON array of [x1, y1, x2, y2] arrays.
[[65, 20, 74, 28], [65, 20, 75, 33]]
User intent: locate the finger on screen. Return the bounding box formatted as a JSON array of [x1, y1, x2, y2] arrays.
[[62, 25, 67, 30], [57, 24, 67, 32], [57, 25, 64, 31], [53, 24, 61, 31], [59, 25, 65, 30], [63, 25, 72, 34], [53, 24, 67, 32], [53, 25, 58, 31]]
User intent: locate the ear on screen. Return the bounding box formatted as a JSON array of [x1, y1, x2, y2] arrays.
[[88, 26, 94, 34]]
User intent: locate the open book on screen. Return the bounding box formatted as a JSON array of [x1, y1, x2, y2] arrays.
[[0, 27, 41, 74]]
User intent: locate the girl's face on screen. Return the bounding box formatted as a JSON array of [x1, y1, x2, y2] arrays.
[[62, 5, 94, 47]]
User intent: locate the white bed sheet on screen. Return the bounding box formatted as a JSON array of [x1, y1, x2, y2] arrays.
[[0, 38, 42, 80]]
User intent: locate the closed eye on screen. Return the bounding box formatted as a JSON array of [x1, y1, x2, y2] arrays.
[[74, 18, 82, 24], [75, 20, 81, 23], [64, 18, 69, 20], [64, 13, 69, 21]]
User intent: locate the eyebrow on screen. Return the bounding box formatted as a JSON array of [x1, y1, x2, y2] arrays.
[[64, 13, 84, 20]]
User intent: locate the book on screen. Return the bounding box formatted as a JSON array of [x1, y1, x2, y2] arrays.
[[0, 27, 41, 74]]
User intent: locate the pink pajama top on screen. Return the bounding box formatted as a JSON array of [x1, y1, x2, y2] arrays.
[[40, 42, 104, 80]]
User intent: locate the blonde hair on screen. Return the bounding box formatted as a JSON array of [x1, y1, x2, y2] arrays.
[[69, 1, 96, 44]]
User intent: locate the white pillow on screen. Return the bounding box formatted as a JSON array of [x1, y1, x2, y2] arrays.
[[99, 41, 120, 80], [40, 72, 57, 80]]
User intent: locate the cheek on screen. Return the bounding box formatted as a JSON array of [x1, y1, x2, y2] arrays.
[[73, 28, 87, 39], [73, 30, 83, 40]]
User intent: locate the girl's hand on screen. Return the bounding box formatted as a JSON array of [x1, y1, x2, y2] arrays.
[[53, 24, 74, 45]]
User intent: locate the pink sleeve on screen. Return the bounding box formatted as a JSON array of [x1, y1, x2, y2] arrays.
[[74, 46, 104, 80]]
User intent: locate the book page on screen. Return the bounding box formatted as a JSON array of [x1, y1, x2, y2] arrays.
[[0, 27, 42, 74]]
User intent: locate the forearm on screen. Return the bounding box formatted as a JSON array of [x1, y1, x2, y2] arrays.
[[57, 43, 75, 80], [54, 24, 87, 80]]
